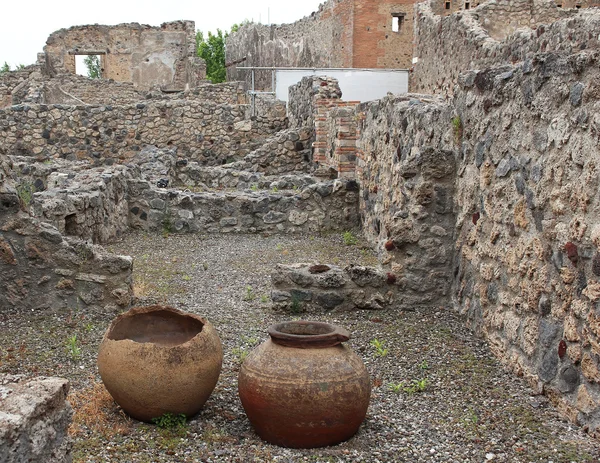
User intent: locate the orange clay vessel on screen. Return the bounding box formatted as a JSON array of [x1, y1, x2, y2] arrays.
[[238, 320, 371, 448], [98, 305, 222, 422]]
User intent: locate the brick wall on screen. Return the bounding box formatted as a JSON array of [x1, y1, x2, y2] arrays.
[[352, 0, 417, 69]]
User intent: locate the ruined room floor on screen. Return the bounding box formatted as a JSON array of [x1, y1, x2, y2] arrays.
[[1, 231, 599, 462]]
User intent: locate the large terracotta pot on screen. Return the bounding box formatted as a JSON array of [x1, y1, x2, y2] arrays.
[[97, 305, 223, 422], [238, 320, 371, 448]]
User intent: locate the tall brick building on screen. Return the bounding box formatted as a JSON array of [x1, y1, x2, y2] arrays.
[[226, 0, 419, 88]]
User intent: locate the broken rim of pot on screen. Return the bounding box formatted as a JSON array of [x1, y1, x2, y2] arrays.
[[268, 320, 350, 348], [105, 305, 206, 347]]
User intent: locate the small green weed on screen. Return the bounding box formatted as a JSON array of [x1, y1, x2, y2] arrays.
[[452, 115, 463, 145], [271, 186, 279, 193], [182, 274, 191, 281], [232, 347, 249, 363], [462, 409, 481, 439], [389, 382, 406, 393], [342, 231, 358, 246], [151, 412, 187, 430], [420, 360, 429, 370], [16, 181, 34, 209], [370, 338, 388, 357], [250, 184, 259, 192], [241, 335, 259, 345], [243, 285, 255, 301], [66, 335, 81, 360], [260, 294, 269, 303], [388, 378, 428, 394]]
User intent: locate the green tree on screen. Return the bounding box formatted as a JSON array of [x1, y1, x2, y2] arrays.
[[0, 62, 10, 75], [84, 55, 101, 79], [196, 29, 227, 83]]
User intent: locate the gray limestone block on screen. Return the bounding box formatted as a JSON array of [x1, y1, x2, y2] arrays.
[[345, 264, 385, 288]]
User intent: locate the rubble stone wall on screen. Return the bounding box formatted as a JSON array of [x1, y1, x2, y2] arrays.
[[271, 263, 397, 311], [0, 100, 284, 165], [0, 67, 43, 108], [225, 0, 354, 89], [127, 179, 360, 235], [356, 94, 457, 308], [42, 77, 248, 106], [0, 214, 132, 312], [451, 51, 600, 435], [0, 151, 133, 313], [412, 0, 585, 95], [0, 375, 72, 463]]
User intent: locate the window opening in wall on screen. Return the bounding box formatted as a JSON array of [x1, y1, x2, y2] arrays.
[[391, 13, 405, 33], [465, 2, 470, 9], [75, 55, 103, 79], [556, 3, 562, 6], [576, 4, 581, 7], [445, 1, 451, 9]]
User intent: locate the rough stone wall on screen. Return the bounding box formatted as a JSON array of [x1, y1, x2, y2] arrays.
[[43, 21, 205, 90], [0, 100, 283, 165], [22, 163, 131, 244], [0, 67, 43, 108], [352, 0, 416, 69], [219, 127, 313, 175], [127, 178, 360, 235], [356, 94, 458, 308], [288, 76, 343, 130], [556, 0, 600, 6], [473, 0, 563, 40], [226, 0, 354, 90], [0, 213, 133, 312], [2, 71, 247, 107], [412, 0, 581, 96], [0, 151, 132, 312], [271, 263, 397, 311], [0, 375, 72, 463], [450, 51, 600, 435]]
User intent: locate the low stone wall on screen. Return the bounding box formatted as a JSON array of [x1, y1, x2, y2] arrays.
[[127, 178, 360, 235], [0, 99, 283, 165], [0, 215, 133, 312], [43, 77, 248, 106], [174, 164, 317, 191], [271, 263, 396, 311], [220, 127, 313, 175], [10, 160, 132, 244], [1, 151, 133, 313], [0, 375, 72, 463]]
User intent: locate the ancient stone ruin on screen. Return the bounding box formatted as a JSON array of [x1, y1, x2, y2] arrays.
[[2, 0, 600, 459]]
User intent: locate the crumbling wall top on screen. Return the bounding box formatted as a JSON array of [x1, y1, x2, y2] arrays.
[[42, 20, 204, 90]]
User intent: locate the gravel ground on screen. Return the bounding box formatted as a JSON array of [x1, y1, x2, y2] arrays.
[[1, 230, 599, 462]]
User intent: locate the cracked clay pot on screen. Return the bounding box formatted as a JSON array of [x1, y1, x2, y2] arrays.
[[97, 305, 223, 422], [238, 320, 371, 448]]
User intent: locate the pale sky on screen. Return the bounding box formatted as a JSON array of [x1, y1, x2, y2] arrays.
[[1, 0, 325, 68]]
